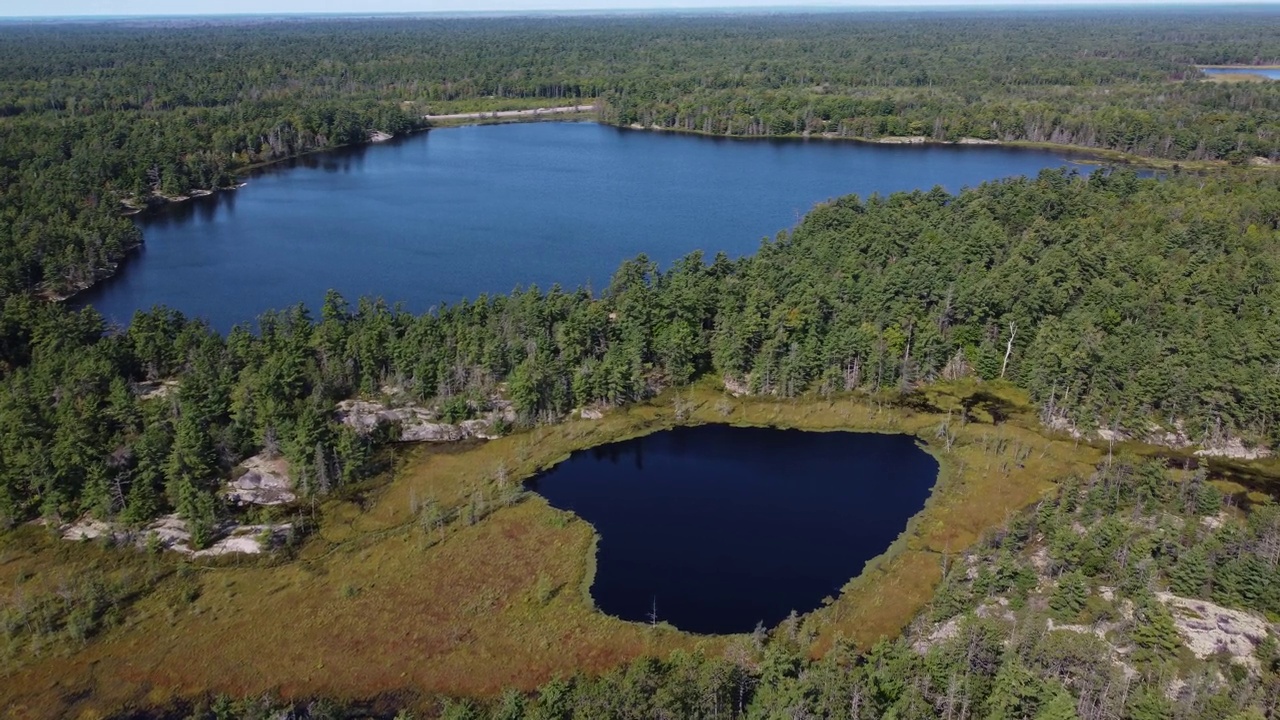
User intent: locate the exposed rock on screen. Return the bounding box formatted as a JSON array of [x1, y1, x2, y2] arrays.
[[135, 379, 178, 401], [62, 517, 132, 543], [368, 130, 394, 142], [402, 419, 466, 442], [143, 514, 291, 558], [913, 600, 1015, 654], [1157, 592, 1272, 670], [912, 615, 963, 654], [1145, 421, 1192, 449], [576, 406, 605, 420], [335, 398, 514, 442], [1201, 512, 1230, 531], [957, 137, 1001, 145], [1044, 415, 1084, 440], [1029, 546, 1051, 572], [1040, 415, 1270, 459], [974, 597, 1015, 622], [723, 375, 751, 397], [1096, 427, 1126, 443], [1046, 617, 1109, 640], [228, 454, 295, 506], [1195, 437, 1272, 460], [61, 514, 290, 558]]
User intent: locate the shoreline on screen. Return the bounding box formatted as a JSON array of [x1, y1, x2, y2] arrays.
[[1195, 63, 1280, 70], [423, 103, 597, 122], [0, 383, 1094, 716], [72, 114, 1274, 306], [620, 121, 1275, 171]]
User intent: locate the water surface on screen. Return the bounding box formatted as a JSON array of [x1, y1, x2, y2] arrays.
[[78, 122, 1092, 330], [1201, 67, 1280, 79], [526, 425, 939, 634]]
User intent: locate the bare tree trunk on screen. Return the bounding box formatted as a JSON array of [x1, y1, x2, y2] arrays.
[[1000, 321, 1018, 379]]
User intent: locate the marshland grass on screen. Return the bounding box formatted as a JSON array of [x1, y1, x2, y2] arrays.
[[0, 382, 1103, 717]]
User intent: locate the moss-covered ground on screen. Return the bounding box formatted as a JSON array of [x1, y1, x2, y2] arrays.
[[0, 383, 1102, 718]]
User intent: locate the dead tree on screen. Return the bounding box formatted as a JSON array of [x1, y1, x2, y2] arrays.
[[1000, 321, 1018, 379]]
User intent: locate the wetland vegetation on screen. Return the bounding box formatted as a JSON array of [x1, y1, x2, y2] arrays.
[[2, 6, 1280, 719], [527, 425, 939, 634]]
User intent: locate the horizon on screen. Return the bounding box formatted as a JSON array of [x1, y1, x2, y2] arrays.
[[4, 0, 1277, 20]]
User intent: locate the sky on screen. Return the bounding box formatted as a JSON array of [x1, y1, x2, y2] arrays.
[[0, 0, 1271, 18]]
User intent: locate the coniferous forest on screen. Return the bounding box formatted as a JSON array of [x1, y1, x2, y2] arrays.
[[3, 8, 1280, 719], [2, 10, 1279, 297]]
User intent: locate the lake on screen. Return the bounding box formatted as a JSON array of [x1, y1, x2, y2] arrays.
[[1201, 66, 1280, 79], [526, 425, 939, 634], [77, 122, 1093, 331]]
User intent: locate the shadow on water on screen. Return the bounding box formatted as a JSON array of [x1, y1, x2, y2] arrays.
[[526, 424, 939, 635]]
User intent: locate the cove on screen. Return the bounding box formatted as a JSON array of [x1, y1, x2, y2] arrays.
[[77, 122, 1093, 332], [526, 425, 940, 635]]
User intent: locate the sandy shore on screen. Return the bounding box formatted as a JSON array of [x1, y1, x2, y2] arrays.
[[424, 104, 596, 121]]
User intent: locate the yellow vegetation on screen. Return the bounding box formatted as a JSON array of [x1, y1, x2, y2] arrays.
[[0, 384, 1102, 717]]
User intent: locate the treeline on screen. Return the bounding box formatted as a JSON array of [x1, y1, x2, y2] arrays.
[[3, 169, 1279, 534], [163, 457, 1280, 720], [0, 100, 419, 299], [3, 10, 1280, 297]]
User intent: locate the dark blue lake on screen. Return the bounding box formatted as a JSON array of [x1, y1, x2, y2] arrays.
[[526, 425, 939, 634], [77, 122, 1093, 331]]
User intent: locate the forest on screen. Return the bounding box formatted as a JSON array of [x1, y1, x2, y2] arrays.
[[1, 9, 1280, 297], [3, 168, 1278, 543], [4, 9, 1280, 719]]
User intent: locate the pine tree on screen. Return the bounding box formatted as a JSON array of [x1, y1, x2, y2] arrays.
[[1131, 599, 1181, 665], [175, 478, 218, 549], [1050, 571, 1088, 620], [1196, 483, 1223, 516], [1169, 545, 1211, 597], [1126, 687, 1173, 720], [1035, 683, 1079, 720], [166, 411, 216, 505], [984, 655, 1043, 720]]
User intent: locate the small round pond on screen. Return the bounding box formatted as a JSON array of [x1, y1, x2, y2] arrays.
[[526, 424, 939, 635]]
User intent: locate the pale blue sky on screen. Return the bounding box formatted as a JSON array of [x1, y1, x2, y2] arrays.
[[0, 0, 1269, 19]]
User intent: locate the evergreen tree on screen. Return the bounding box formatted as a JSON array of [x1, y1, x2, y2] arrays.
[[1035, 683, 1080, 720], [984, 655, 1043, 720], [1169, 545, 1212, 597], [1050, 570, 1088, 620], [1126, 687, 1173, 720], [1131, 598, 1182, 665]]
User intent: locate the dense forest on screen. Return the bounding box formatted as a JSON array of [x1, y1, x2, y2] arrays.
[[5, 11, 1280, 718], [2, 10, 1280, 296], [135, 456, 1280, 719], [3, 169, 1278, 536]]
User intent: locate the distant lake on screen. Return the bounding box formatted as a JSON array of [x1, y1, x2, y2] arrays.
[[526, 425, 939, 634], [1201, 66, 1280, 79], [77, 122, 1093, 331]]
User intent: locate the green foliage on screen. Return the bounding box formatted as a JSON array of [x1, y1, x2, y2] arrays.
[[984, 656, 1044, 720], [2, 11, 1279, 302], [1050, 571, 1088, 621], [1131, 597, 1182, 665], [1035, 683, 1080, 720], [2, 168, 1279, 545], [1169, 545, 1212, 596], [1126, 687, 1174, 720]]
